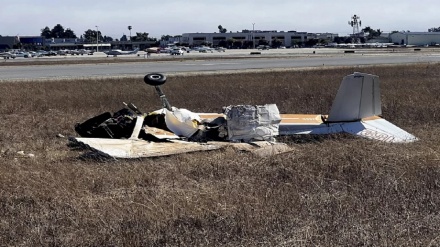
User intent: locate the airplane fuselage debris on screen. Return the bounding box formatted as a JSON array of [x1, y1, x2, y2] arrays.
[[69, 72, 417, 159]]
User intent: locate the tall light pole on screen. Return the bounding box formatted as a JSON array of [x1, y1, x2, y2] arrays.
[[128, 26, 132, 41], [95, 25, 99, 52], [252, 23, 255, 49], [127, 26, 133, 49]]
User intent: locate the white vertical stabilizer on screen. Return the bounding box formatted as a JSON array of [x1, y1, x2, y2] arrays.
[[328, 73, 381, 122]]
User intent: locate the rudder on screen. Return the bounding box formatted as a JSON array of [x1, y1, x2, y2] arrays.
[[327, 72, 381, 122]]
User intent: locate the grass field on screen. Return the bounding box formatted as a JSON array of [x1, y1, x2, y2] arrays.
[[1, 64, 440, 246]]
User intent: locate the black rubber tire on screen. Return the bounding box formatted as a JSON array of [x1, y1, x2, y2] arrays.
[[144, 73, 167, 86]]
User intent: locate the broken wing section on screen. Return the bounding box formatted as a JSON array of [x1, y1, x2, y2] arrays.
[[70, 137, 222, 158], [278, 114, 344, 135], [341, 118, 418, 143], [69, 137, 293, 159]]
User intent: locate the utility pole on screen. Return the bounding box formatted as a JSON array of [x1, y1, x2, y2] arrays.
[[252, 23, 255, 49], [95, 25, 99, 52]]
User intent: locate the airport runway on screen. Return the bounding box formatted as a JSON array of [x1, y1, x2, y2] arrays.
[[1, 52, 440, 81]]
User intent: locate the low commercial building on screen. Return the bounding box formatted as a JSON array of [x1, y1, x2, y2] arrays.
[[110, 40, 157, 50], [0, 36, 18, 50], [181, 30, 338, 47], [46, 38, 155, 51], [0, 36, 44, 50], [46, 38, 86, 50]]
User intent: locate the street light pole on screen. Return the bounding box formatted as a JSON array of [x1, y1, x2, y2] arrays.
[[252, 23, 255, 49], [95, 25, 99, 52]]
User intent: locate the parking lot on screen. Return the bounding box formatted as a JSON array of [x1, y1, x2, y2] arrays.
[[4, 46, 440, 63]]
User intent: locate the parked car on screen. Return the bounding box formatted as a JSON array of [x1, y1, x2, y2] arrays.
[[14, 52, 31, 58], [28, 51, 37, 57], [159, 48, 171, 53], [170, 48, 185, 55], [57, 50, 69, 55], [257, 45, 270, 50], [38, 51, 57, 56]]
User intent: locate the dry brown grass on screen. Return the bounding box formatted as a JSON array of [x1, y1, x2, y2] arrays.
[[1, 64, 440, 246]]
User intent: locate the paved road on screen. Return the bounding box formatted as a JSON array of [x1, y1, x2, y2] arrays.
[[2, 52, 440, 81]]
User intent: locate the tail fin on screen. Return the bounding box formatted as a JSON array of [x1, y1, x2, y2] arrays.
[[327, 72, 381, 122]]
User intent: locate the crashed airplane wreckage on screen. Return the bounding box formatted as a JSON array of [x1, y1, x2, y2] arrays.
[[69, 72, 417, 159]]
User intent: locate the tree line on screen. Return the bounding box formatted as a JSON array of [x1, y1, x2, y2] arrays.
[[40, 24, 157, 43]]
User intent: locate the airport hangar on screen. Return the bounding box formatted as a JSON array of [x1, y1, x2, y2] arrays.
[[389, 32, 440, 46]]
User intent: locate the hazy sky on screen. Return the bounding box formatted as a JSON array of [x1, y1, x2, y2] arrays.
[[1, 0, 438, 39]]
